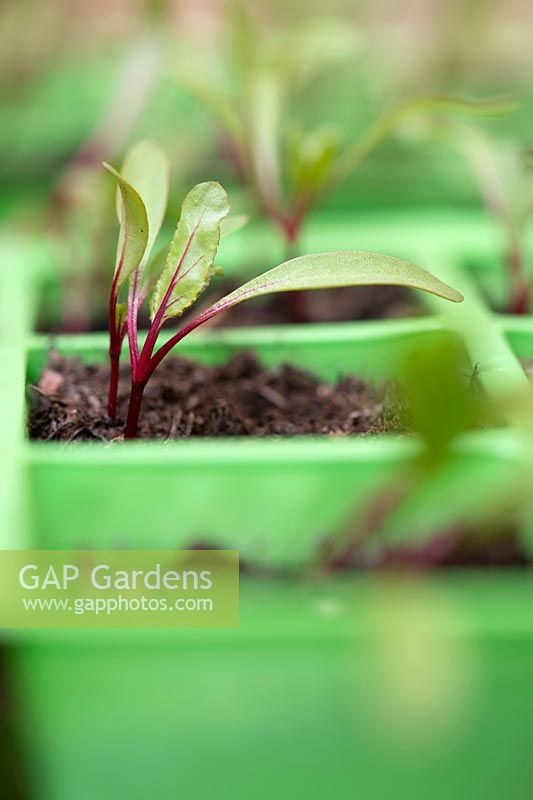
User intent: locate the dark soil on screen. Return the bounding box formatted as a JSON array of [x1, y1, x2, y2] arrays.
[[29, 352, 399, 442]]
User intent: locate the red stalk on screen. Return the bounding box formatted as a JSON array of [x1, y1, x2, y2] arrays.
[[124, 379, 148, 439], [122, 228, 201, 438], [123, 300, 233, 439], [509, 281, 530, 315]]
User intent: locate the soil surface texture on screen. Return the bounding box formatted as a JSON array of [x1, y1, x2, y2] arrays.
[[29, 351, 398, 442]]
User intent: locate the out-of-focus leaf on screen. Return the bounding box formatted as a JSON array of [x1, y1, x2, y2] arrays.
[[103, 163, 148, 290], [332, 95, 518, 189], [119, 139, 169, 274], [402, 337, 490, 464], [265, 19, 360, 87], [248, 71, 283, 211], [150, 182, 230, 321], [451, 125, 529, 229], [180, 75, 244, 146], [206, 251, 463, 316], [399, 95, 518, 118], [287, 125, 341, 198], [220, 214, 249, 237]]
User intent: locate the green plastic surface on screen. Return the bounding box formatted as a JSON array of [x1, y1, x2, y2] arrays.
[[9, 575, 533, 800]]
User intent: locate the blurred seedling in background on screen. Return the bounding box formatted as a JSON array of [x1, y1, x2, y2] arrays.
[[177, 8, 516, 320], [321, 335, 511, 571], [104, 139, 463, 438], [45, 0, 168, 333], [450, 125, 533, 314]]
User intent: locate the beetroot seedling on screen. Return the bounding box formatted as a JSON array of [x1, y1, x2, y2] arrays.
[[450, 125, 532, 313], [178, 17, 513, 320], [105, 141, 463, 439]]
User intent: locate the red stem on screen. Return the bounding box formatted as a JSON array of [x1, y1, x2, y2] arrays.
[[123, 229, 201, 436], [509, 281, 530, 315], [124, 380, 147, 439], [149, 306, 223, 375], [123, 304, 227, 438]]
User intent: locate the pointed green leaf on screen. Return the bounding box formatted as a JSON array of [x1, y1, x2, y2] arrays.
[[267, 19, 360, 88], [103, 162, 148, 291], [333, 95, 518, 188], [120, 139, 169, 275], [149, 182, 230, 321], [249, 71, 283, 210], [206, 251, 463, 315], [178, 74, 245, 147]]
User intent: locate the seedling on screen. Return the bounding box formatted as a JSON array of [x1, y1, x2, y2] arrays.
[[179, 15, 514, 318], [105, 140, 463, 439], [450, 125, 533, 313]]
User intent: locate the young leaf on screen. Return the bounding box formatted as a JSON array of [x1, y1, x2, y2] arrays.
[[332, 95, 518, 190], [288, 125, 340, 198], [264, 19, 360, 89], [103, 163, 148, 291], [205, 251, 463, 314], [119, 139, 169, 272], [248, 71, 283, 212], [180, 76, 245, 148], [149, 181, 230, 321]]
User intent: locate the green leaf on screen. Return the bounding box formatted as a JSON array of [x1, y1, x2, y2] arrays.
[[180, 76, 245, 147], [142, 213, 244, 300], [115, 302, 127, 335], [248, 71, 283, 211], [332, 95, 518, 189], [397, 95, 518, 118], [220, 214, 249, 238], [103, 163, 148, 291], [149, 182, 230, 321], [206, 251, 463, 314], [450, 124, 528, 229], [119, 139, 169, 275], [287, 125, 340, 197], [265, 19, 360, 88]]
